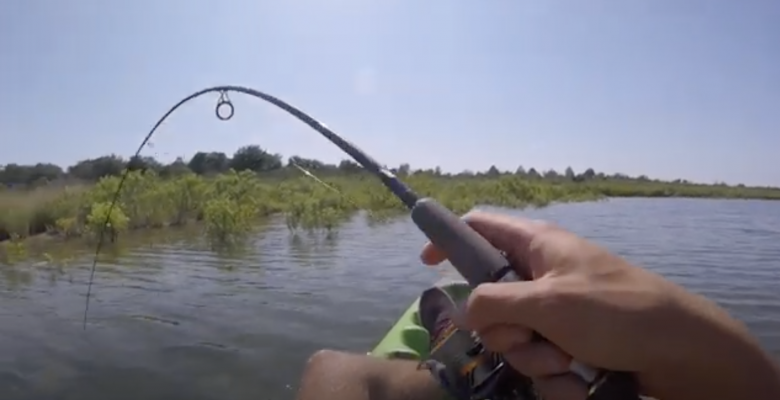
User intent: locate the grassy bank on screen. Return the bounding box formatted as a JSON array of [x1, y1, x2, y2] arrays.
[[3, 142, 780, 248], [0, 169, 604, 244], [2, 167, 780, 248]]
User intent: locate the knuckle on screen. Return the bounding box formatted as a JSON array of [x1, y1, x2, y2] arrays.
[[506, 342, 570, 377], [461, 209, 485, 222], [465, 283, 500, 327], [481, 325, 533, 353], [469, 283, 498, 309], [527, 278, 568, 316]]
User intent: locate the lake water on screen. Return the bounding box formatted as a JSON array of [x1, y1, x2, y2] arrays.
[[1, 198, 779, 400]]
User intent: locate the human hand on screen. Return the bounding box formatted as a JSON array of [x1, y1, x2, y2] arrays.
[[420, 211, 780, 400]]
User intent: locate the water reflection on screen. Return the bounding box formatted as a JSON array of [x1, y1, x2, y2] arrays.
[[1, 267, 34, 290], [287, 234, 339, 266]]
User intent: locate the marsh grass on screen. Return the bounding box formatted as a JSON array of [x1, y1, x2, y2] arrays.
[[1, 168, 779, 255], [0, 220, 207, 267], [0, 185, 89, 240]]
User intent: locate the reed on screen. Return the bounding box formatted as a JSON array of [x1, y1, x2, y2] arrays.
[[2, 168, 779, 250]]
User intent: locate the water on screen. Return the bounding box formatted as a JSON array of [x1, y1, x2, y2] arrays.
[[1, 198, 779, 400]]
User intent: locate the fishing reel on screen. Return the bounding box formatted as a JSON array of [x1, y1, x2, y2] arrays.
[[416, 284, 640, 400], [417, 285, 538, 400]]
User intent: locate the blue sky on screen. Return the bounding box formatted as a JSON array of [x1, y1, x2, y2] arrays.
[[1, 1, 778, 186]]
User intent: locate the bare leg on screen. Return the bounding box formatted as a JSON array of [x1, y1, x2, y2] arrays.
[[296, 350, 445, 400]]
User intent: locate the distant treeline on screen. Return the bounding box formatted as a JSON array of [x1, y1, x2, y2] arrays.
[[0, 144, 772, 190]]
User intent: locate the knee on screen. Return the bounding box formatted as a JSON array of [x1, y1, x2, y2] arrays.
[[304, 349, 348, 372], [300, 349, 364, 389]]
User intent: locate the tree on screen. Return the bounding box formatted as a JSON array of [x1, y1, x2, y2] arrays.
[[128, 156, 162, 172], [2, 143, 752, 191], [338, 159, 362, 173], [564, 166, 575, 180], [67, 155, 125, 181], [397, 163, 411, 176], [582, 168, 596, 180], [160, 157, 192, 178], [543, 169, 560, 179], [188, 152, 229, 175], [288, 156, 326, 171], [0, 164, 31, 185], [229, 145, 282, 172]]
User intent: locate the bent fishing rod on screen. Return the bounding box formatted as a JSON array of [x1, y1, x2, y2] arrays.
[[84, 85, 638, 400]]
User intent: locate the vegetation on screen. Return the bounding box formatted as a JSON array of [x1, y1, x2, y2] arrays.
[[1, 144, 779, 248]]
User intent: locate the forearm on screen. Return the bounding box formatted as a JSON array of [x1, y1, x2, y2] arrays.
[[296, 350, 445, 400], [652, 289, 780, 400]]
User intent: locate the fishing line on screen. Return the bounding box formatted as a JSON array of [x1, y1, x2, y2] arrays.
[[288, 161, 455, 278], [82, 85, 415, 329], [288, 162, 368, 214]]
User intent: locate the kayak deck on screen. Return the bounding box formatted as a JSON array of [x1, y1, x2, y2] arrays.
[[370, 279, 472, 360]]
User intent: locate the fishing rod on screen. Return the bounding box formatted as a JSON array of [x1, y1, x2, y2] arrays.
[[84, 85, 638, 400]]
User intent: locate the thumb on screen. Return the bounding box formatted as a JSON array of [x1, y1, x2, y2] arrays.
[[463, 280, 552, 334]]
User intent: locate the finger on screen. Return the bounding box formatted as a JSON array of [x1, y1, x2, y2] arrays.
[[464, 280, 550, 333], [462, 210, 548, 262], [533, 374, 588, 400], [478, 324, 534, 353], [420, 242, 446, 266], [503, 341, 572, 378]]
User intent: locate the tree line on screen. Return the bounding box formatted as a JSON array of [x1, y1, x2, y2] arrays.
[[0, 144, 760, 189]]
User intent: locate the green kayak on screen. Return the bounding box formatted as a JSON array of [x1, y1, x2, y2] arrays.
[[369, 279, 472, 360]]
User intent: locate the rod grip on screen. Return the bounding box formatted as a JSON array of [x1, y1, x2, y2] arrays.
[[410, 199, 640, 400], [411, 198, 514, 286]]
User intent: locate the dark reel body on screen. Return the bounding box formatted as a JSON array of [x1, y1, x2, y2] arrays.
[[417, 286, 537, 400]]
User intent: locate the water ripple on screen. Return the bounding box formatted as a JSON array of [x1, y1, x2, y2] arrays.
[[0, 198, 779, 400]]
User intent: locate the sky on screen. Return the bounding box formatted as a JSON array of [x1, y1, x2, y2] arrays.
[[0, 1, 778, 186]]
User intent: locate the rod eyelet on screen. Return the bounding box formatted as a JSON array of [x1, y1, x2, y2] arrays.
[[215, 100, 234, 121]]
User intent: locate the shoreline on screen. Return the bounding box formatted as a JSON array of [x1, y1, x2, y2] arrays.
[[2, 195, 777, 250], [3, 168, 780, 253]]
